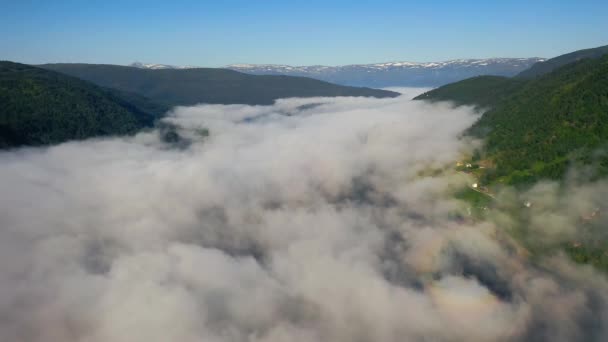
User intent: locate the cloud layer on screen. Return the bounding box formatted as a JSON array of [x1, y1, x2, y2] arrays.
[[1, 91, 607, 341]]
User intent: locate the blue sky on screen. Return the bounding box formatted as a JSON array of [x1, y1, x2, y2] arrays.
[[1, 0, 607, 66]]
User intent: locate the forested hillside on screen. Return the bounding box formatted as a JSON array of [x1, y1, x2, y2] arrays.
[[0, 61, 164, 148], [415, 51, 608, 186], [413, 75, 524, 108], [415, 49, 608, 274], [471, 55, 608, 184]]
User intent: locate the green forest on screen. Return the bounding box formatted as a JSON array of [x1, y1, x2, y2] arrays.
[[418, 46, 608, 274], [416, 47, 608, 186], [471, 55, 608, 185], [1, 61, 399, 149], [0, 61, 163, 148]]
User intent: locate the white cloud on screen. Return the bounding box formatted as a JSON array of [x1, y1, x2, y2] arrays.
[[0, 92, 607, 341]]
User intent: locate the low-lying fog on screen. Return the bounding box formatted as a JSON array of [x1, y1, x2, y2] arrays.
[[1, 89, 607, 342]]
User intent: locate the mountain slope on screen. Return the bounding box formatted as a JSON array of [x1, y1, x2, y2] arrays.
[[413, 76, 525, 108], [516, 44, 608, 79], [226, 58, 544, 88], [414, 44, 608, 111], [471, 55, 608, 183], [40, 64, 399, 107], [414, 46, 608, 185], [0, 61, 163, 148]]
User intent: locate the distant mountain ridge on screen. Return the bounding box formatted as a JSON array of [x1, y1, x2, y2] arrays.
[[131, 58, 544, 87], [227, 58, 544, 73], [42, 63, 399, 107], [130, 62, 197, 70], [516, 44, 608, 78], [227, 58, 545, 87]]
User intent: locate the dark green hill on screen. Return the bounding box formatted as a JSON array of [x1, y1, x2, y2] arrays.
[[415, 44, 608, 108], [415, 52, 608, 275], [413, 76, 524, 108], [516, 44, 608, 79], [414, 46, 608, 186], [0, 61, 165, 148], [470, 55, 608, 184], [40, 64, 400, 107]]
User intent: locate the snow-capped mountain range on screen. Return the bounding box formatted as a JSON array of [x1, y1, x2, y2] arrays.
[[130, 58, 546, 87], [227, 58, 543, 72], [130, 62, 197, 70]]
